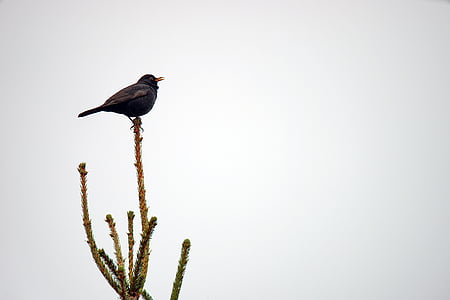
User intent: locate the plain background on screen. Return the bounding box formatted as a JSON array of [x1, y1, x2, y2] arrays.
[[1, 0, 449, 299]]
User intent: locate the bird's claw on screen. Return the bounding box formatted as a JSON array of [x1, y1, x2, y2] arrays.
[[130, 117, 144, 132]]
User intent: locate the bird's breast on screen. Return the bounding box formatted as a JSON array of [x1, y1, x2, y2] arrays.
[[126, 94, 156, 117]]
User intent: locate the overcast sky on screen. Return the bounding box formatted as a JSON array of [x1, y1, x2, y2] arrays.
[[1, 0, 449, 299]]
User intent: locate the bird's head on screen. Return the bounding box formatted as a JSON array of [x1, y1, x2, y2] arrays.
[[137, 74, 164, 87]]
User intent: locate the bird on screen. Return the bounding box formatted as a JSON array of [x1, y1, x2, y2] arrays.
[[78, 74, 164, 119]]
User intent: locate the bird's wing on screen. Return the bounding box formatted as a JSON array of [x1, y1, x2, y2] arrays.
[[102, 84, 150, 107]]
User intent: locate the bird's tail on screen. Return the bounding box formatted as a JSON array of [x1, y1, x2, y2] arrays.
[[78, 107, 102, 117]]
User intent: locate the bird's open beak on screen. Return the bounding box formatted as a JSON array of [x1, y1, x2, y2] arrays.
[[155, 77, 165, 82]]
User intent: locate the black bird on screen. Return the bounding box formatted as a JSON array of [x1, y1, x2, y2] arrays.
[[78, 74, 164, 119]]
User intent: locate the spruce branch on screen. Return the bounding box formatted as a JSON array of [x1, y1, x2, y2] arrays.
[[78, 163, 122, 294], [98, 248, 119, 279], [105, 214, 125, 268], [170, 239, 191, 300], [133, 117, 152, 285], [127, 211, 135, 281], [130, 216, 157, 294], [105, 214, 129, 300], [133, 117, 148, 231]]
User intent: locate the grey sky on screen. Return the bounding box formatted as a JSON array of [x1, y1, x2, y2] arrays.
[[1, 0, 449, 299]]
